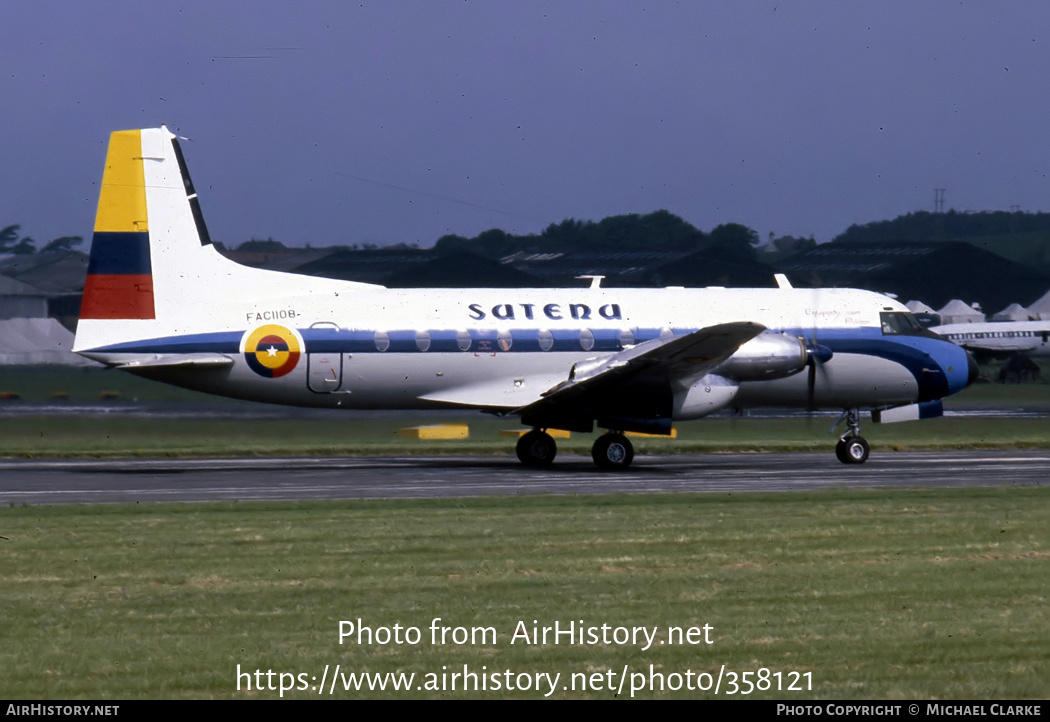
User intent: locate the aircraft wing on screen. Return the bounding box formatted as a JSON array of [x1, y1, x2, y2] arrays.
[[516, 321, 765, 415], [420, 321, 764, 419]]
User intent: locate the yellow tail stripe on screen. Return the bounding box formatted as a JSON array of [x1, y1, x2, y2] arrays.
[[94, 130, 148, 233]]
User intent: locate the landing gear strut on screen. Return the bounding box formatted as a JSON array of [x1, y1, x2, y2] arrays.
[[516, 429, 557, 467], [833, 408, 869, 464], [592, 432, 634, 471]]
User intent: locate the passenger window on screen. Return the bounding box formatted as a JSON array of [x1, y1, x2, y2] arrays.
[[415, 330, 431, 352], [374, 331, 390, 352], [538, 329, 554, 351], [456, 330, 472, 351], [580, 329, 595, 351], [619, 328, 635, 348], [498, 330, 513, 352]]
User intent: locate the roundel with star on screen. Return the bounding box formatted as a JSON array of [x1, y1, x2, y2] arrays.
[[241, 324, 302, 378]]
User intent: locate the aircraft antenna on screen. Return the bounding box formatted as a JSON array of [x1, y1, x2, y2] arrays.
[[576, 275, 604, 289]]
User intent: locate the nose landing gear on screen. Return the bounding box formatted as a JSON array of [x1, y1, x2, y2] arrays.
[[833, 408, 869, 464]]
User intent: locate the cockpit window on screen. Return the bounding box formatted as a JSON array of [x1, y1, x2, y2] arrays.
[[880, 312, 926, 336]]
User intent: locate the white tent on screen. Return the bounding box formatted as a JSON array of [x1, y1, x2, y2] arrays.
[[991, 303, 1031, 322], [0, 317, 94, 365], [906, 300, 937, 314], [0, 274, 49, 319], [1029, 289, 1050, 320], [937, 299, 985, 324]]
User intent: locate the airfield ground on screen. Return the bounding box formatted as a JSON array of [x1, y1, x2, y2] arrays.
[[0, 363, 1047, 700], [3, 487, 1048, 699]]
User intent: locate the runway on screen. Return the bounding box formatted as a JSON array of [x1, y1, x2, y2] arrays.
[[0, 449, 1046, 505]]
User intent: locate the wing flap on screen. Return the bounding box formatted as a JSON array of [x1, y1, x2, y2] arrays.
[[419, 373, 567, 410]]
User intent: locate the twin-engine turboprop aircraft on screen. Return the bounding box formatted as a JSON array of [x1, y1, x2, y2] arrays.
[[73, 127, 978, 469]]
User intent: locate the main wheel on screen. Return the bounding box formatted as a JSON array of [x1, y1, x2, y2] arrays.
[[516, 429, 557, 467], [835, 436, 869, 464], [592, 433, 634, 470]]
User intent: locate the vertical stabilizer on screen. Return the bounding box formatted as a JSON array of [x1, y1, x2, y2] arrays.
[[75, 126, 376, 357]]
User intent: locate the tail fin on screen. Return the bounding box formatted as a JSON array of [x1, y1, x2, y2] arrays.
[[75, 126, 375, 357]]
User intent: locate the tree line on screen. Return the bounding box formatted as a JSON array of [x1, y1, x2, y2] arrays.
[[0, 225, 82, 255], [834, 210, 1050, 243], [8, 208, 1048, 270], [433, 211, 762, 259]]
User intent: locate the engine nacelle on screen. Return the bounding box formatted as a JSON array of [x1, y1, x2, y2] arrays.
[[713, 330, 808, 382], [568, 355, 622, 382], [673, 374, 739, 420]]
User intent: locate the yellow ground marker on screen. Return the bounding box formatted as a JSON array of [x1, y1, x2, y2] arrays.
[[626, 428, 677, 438], [397, 424, 470, 440], [499, 428, 571, 439]]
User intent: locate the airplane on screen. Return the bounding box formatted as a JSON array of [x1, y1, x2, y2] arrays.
[[72, 127, 978, 470], [931, 320, 1050, 362]]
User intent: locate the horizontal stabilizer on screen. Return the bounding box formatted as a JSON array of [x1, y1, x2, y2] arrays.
[[109, 353, 234, 369]]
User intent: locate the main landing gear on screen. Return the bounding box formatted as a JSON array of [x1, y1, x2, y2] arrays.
[[516, 429, 557, 467], [591, 432, 634, 471], [515, 429, 636, 470], [833, 408, 870, 464]]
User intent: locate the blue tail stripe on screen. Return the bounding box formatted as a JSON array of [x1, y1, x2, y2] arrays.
[[87, 231, 152, 275]]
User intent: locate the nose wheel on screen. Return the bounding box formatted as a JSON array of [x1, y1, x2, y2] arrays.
[[833, 408, 869, 464], [592, 432, 634, 470], [835, 435, 869, 464]]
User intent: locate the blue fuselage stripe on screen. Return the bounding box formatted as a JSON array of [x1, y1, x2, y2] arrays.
[[88, 325, 931, 355], [88, 324, 969, 399]]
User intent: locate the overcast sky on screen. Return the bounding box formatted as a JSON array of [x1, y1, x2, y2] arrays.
[[4, 1, 1050, 250]]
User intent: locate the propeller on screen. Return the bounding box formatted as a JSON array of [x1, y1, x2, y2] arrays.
[[802, 287, 833, 412], [780, 278, 834, 414], [805, 340, 833, 412]]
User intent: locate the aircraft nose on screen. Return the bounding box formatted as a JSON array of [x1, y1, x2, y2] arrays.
[[943, 345, 979, 397], [931, 340, 979, 399], [966, 349, 979, 387]]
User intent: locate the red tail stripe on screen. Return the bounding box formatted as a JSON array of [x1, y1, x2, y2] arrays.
[[80, 274, 156, 320]]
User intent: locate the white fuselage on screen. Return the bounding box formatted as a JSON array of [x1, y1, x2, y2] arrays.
[[78, 281, 969, 414]]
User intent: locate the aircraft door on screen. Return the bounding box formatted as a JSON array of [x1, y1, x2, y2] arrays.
[[307, 352, 344, 393]]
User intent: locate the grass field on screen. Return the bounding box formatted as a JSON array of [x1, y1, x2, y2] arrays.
[[2, 488, 1047, 699]]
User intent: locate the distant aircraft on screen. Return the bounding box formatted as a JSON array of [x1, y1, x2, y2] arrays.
[[73, 127, 978, 469], [931, 320, 1050, 362]]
